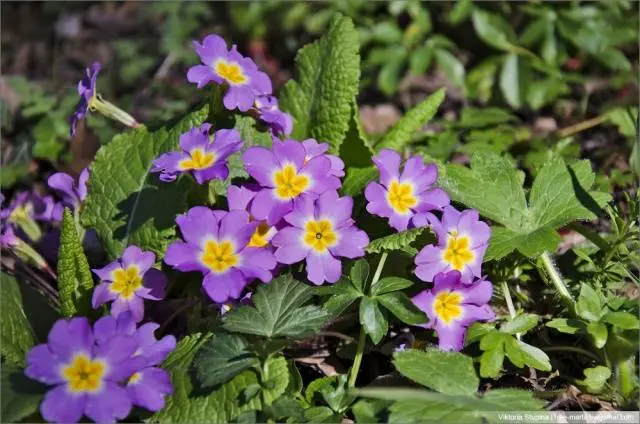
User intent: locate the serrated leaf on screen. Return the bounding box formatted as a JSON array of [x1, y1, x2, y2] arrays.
[[500, 313, 539, 335], [192, 334, 259, 389], [602, 312, 640, 330], [262, 355, 290, 405], [341, 166, 378, 197], [576, 284, 602, 322], [360, 296, 388, 344], [377, 292, 427, 325], [0, 274, 35, 366], [377, 88, 445, 151], [393, 349, 479, 395], [57, 208, 93, 318], [81, 107, 208, 259], [223, 274, 330, 338], [480, 346, 505, 378], [151, 333, 262, 423], [371, 277, 414, 295], [546, 318, 586, 334], [366, 227, 425, 254], [1, 363, 47, 423], [280, 14, 360, 153]]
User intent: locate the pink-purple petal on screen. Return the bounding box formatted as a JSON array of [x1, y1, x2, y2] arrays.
[[40, 385, 86, 424]]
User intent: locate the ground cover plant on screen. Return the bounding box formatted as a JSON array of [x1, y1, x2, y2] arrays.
[[1, 2, 638, 423]]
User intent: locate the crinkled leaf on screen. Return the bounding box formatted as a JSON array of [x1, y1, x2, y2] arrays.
[[192, 334, 259, 389], [0, 274, 35, 366], [223, 274, 330, 338], [393, 349, 479, 395], [377, 292, 427, 325], [1, 363, 47, 423], [366, 227, 425, 254], [280, 14, 360, 153], [360, 296, 388, 344]]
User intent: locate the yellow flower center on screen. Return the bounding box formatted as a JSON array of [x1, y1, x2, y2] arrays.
[[201, 240, 239, 273], [442, 232, 474, 271], [179, 148, 216, 171], [247, 222, 271, 248], [9, 204, 32, 223], [110, 266, 143, 300], [128, 372, 142, 385], [303, 219, 338, 253], [433, 291, 463, 324], [214, 60, 247, 85], [61, 353, 107, 394], [273, 164, 309, 200], [387, 180, 418, 214]]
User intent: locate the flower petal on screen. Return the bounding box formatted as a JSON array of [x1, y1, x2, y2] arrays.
[[41, 385, 86, 423]]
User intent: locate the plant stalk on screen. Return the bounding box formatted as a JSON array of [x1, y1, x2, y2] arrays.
[[368, 252, 388, 293], [501, 280, 520, 340], [539, 251, 575, 311], [615, 356, 638, 399], [348, 327, 366, 388]]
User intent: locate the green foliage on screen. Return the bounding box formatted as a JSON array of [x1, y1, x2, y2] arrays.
[[366, 227, 426, 254], [57, 208, 94, 318], [1, 363, 47, 423], [359, 296, 387, 344], [0, 274, 36, 366], [280, 14, 360, 153], [192, 334, 259, 389]]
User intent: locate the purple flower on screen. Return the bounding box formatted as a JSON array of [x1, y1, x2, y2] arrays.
[[92, 246, 167, 322], [365, 149, 450, 231], [25, 317, 140, 423], [272, 191, 369, 285], [151, 123, 243, 184], [1, 192, 58, 224], [412, 270, 495, 351], [227, 185, 277, 248], [302, 139, 345, 178], [187, 35, 272, 112], [70, 62, 100, 137], [415, 206, 491, 283], [242, 140, 341, 225], [48, 168, 89, 213], [164, 208, 277, 303], [254, 95, 293, 136], [1, 224, 19, 248], [93, 312, 175, 412]]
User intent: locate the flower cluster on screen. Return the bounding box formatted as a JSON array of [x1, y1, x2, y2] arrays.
[[25, 313, 175, 423]]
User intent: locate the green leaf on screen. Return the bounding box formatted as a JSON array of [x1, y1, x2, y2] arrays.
[[449, 0, 473, 25], [378, 58, 404, 97], [340, 103, 374, 168], [192, 334, 259, 389], [435, 49, 465, 91], [350, 258, 370, 294], [457, 107, 517, 128], [480, 346, 505, 378], [1, 363, 47, 423], [360, 296, 388, 344], [223, 274, 330, 338], [602, 312, 640, 330], [151, 333, 262, 423], [576, 284, 602, 322], [503, 336, 525, 368], [377, 88, 445, 151], [341, 166, 378, 197], [352, 399, 390, 423], [280, 14, 360, 153], [318, 279, 362, 316], [580, 366, 611, 393], [371, 277, 414, 295], [393, 349, 479, 395], [263, 396, 305, 421], [377, 292, 427, 325], [304, 406, 338, 422], [516, 341, 552, 371], [472, 9, 520, 52], [81, 107, 208, 258], [262, 355, 290, 405], [57, 208, 93, 318], [409, 45, 435, 75], [0, 274, 36, 366], [500, 313, 539, 335], [499, 54, 529, 109], [546, 318, 586, 334], [366, 227, 425, 254], [586, 322, 608, 349]]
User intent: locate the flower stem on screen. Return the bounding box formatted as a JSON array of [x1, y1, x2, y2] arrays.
[[615, 357, 637, 399], [348, 327, 366, 388], [501, 280, 520, 340], [90, 95, 139, 128], [539, 251, 574, 311], [368, 252, 388, 292]]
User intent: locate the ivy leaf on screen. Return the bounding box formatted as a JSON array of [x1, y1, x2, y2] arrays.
[[393, 349, 479, 395], [1, 363, 47, 423], [151, 333, 262, 423], [366, 227, 425, 254], [371, 277, 414, 295], [223, 274, 330, 338], [261, 355, 290, 405], [81, 107, 208, 258], [280, 14, 360, 153], [377, 292, 427, 325], [360, 296, 388, 344], [57, 208, 93, 318], [0, 274, 35, 366], [377, 88, 445, 151], [192, 333, 259, 389], [499, 313, 539, 335]]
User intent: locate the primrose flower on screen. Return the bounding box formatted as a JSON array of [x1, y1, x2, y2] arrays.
[[227, 185, 277, 248], [272, 190, 369, 285], [254, 95, 293, 136], [92, 245, 167, 322], [164, 208, 276, 303], [151, 123, 243, 184], [302, 139, 345, 178], [1, 192, 58, 241], [242, 140, 341, 225], [415, 206, 491, 283], [93, 312, 175, 412], [25, 317, 140, 423], [70, 62, 100, 137], [365, 149, 449, 231], [187, 35, 272, 112], [48, 168, 89, 213], [412, 270, 495, 351]]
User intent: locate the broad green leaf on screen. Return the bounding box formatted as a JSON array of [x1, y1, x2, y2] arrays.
[[0, 274, 35, 366], [376, 88, 445, 151], [580, 366, 611, 393], [304, 406, 338, 422], [377, 292, 427, 325], [479, 331, 509, 351], [280, 14, 360, 153], [192, 333, 259, 389], [371, 277, 414, 295], [1, 363, 47, 423], [393, 349, 479, 395], [586, 322, 608, 349], [366, 227, 425, 254], [435, 49, 465, 91], [350, 258, 370, 294], [480, 346, 505, 378], [151, 333, 262, 423], [499, 313, 539, 335], [499, 54, 529, 109], [503, 336, 525, 368], [262, 355, 290, 405], [58, 208, 93, 318], [223, 274, 330, 338], [317, 279, 362, 316], [360, 297, 388, 344], [546, 318, 586, 334], [449, 0, 473, 25], [81, 107, 208, 258], [576, 284, 602, 322], [516, 341, 552, 371], [602, 312, 640, 330], [263, 396, 306, 422], [472, 9, 520, 53], [341, 166, 378, 197], [352, 399, 390, 423]]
